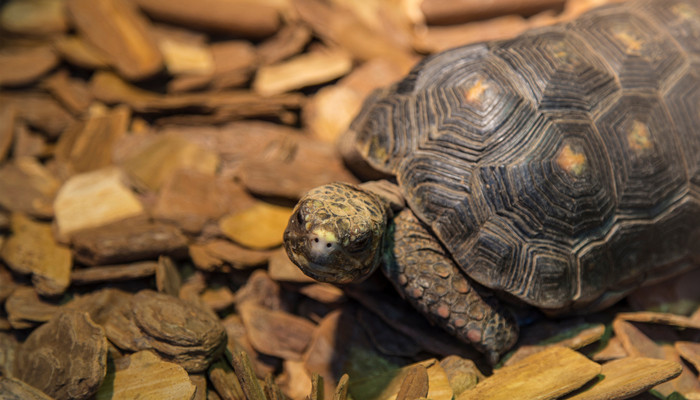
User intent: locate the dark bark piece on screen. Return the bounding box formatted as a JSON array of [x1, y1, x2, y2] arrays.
[[208, 359, 245, 400], [65, 0, 163, 80], [70, 219, 188, 266], [14, 311, 108, 400], [4, 286, 61, 329]]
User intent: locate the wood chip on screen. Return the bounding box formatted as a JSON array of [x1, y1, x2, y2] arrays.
[[41, 70, 93, 115], [133, 0, 281, 38], [121, 132, 219, 191], [0, 331, 18, 378], [4, 286, 61, 329], [238, 302, 315, 360], [0, 105, 15, 162], [219, 202, 293, 250], [0, 376, 55, 400], [15, 311, 108, 400], [189, 240, 272, 272], [420, 0, 565, 25], [349, 358, 453, 400], [200, 286, 236, 312], [257, 23, 312, 65], [299, 283, 347, 304], [221, 315, 280, 378], [459, 347, 601, 400], [53, 167, 145, 239], [0, 91, 75, 138], [505, 323, 606, 366], [66, 0, 163, 80], [268, 247, 316, 283], [0, 157, 60, 218], [277, 360, 313, 399], [0, 0, 67, 35], [592, 336, 628, 362], [71, 261, 158, 284], [96, 350, 196, 400], [208, 358, 245, 400], [396, 365, 429, 400], [440, 355, 484, 396], [253, 48, 353, 96], [156, 32, 214, 76], [564, 357, 682, 400], [156, 256, 182, 297], [2, 213, 72, 296], [55, 104, 130, 175], [70, 219, 188, 266], [617, 311, 700, 330], [0, 44, 59, 87], [53, 35, 111, 69], [676, 341, 700, 373]]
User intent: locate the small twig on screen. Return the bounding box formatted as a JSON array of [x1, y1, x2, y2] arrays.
[[229, 349, 266, 400], [333, 374, 349, 400], [306, 373, 324, 400], [264, 374, 288, 400]]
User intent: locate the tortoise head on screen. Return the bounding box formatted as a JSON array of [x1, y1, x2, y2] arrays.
[[283, 182, 388, 284]]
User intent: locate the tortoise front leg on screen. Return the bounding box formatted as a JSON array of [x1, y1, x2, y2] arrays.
[[383, 209, 518, 363]]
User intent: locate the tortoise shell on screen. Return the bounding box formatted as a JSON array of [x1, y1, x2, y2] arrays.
[[349, 0, 700, 312]]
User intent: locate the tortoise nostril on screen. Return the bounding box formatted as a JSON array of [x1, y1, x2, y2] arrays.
[[314, 238, 319, 243], [326, 243, 332, 248]]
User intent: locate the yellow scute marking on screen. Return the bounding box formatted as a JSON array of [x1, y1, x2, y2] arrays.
[[465, 78, 490, 104], [627, 120, 653, 153], [556, 144, 587, 177], [613, 29, 644, 54]]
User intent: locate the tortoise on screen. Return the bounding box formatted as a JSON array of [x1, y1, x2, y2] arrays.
[[283, 0, 700, 362]]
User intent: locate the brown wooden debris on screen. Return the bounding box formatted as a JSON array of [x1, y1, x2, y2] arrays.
[[95, 350, 196, 400], [13, 123, 52, 159], [54, 104, 128, 176], [219, 202, 293, 250], [156, 255, 182, 296], [64, 288, 133, 326], [0, 92, 75, 138], [70, 219, 187, 265], [53, 35, 111, 69], [459, 347, 600, 400], [676, 341, 700, 374], [209, 40, 258, 89], [190, 374, 208, 400], [238, 135, 358, 200], [229, 349, 267, 400], [348, 358, 453, 400], [504, 322, 606, 366], [592, 336, 628, 362], [253, 48, 353, 96], [421, 0, 565, 25], [208, 358, 245, 400], [153, 25, 214, 77], [268, 247, 316, 283], [0, 105, 15, 162], [396, 365, 429, 400], [0, 44, 60, 87], [15, 311, 108, 400], [235, 269, 285, 310], [564, 357, 682, 400], [0, 157, 60, 218], [257, 24, 313, 66], [264, 374, 287, 400], [617, 311, 700, 330], [222, 315, 280, 378], [440, 355, 484, 396], [4, 286, 61, 329], [2, 213, 72, 296], [133, 0, 281, 38], [189, 240, 272, 273], [276, 360, 313, 399], [200, 286, 236, 312], [333, 374, 350, 400], [0, 331, 19, 377], [0, 0, 67, 35], [308, 373, 325, 400], [154, 169, 256, 234], [0, 377, 55, 400], [0, 265, 17, 304], [66, 0, 164, 80], [70, 261, 158, 284], [239, 302, 315, 361], [299, 283, 347, 304]]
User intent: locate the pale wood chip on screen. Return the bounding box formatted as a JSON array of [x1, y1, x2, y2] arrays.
[[258, 23, 312, 65], [676, 341, 700, 373], [420, 0, 565, 25], [0, 44, 59, 87], [71, 261, 158, 284], [439, 355, 484, 396], [96, 351, 196, 400], [0, 0, 67, 35], [504, 323, 606, 366], [53, 35, 111, 69], [219, 202, 293, 250], [41, 70, 94, 115], [563, 357, 682, 400], [208, 358, 245, 400], [349, 358, 453, 400], [268, 247, 316, 283], [200, 286, 236, 312], [458, 347, 601, 400], [592, 336, 628, 362], [617, 311, 700, 330]]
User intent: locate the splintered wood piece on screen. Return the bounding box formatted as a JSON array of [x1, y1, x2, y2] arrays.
[[257, 23, 312, 65], [70, 219, 188, 265], [154, 169, 256, 234], [253, 48, 353, 96], [96, 351, 196, 400], [66, 0, 163, 80], [2, 213, 72, 296], [617, 311, 700, 330], [90, 71, 304, 117], [396, 365, 429, 400], [70, 261, 158, 284], [53, 35, 111, 69], [0, 44, 60, 87], [0, 92, 75, 138], [156, 256, 182, 297], [504, 323, 606, 366], [238, 302, 316, 361], [563, 357, 682, 400], [55, 104, 130, 175], [208, 358, 245, 400], [189, 240, 272, 272], [238, 136, 358, 200], [440, 355, 484, 396], [458, 347, 601, 400], [0, 157, 60, 218], [53, 167, 145, 239], [5, 286, 61, 329], [42, 70, 93, 114], [268, 247, 316, 283], [65, 288, 133, 326], [122, 132, 219, 191], [348, 358, 453, 400], [420, 0, 565, 25], [0, 0, 67, 35], [676, 341, 700, 373], [219, 202, 293, 250], [229, 349, 267, 400], [0, 377, 54, 400], [15, 311, 108, 400], [133, 0, 281, 38]]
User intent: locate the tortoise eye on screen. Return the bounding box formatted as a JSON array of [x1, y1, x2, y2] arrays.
[[347, 235, 372, 253]]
